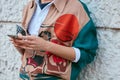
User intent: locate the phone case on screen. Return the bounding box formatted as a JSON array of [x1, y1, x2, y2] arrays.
[[16, 25, 26, 36], [8, 35, 18, 38]]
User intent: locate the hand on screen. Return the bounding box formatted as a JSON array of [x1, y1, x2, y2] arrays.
[[14, 35, 47, 51], [9, 33, 23, 47], [9, 33, 25, 54]]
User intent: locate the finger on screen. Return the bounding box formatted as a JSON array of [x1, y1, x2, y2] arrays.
[[18, 33, 22, 36], [14, 44, 19, 47], [11, 41, 21, 47], [15, 39, 35, 46], [14, 40, 35, 49], [18, 45, 33, 50], [16, 42, 40, 50], [18, 42, 39, 50], [10, 39, 16, 44], [24, 36, 37, 41], [13, 41, 27, 48], [14, 39, 24, 44], [17, 33, 23, 39], [11, 41, 15, 44], [9, 38, 14, 41]]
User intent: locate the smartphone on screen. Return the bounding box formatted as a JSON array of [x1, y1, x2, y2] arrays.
[[16, 25, 26, 36], [8, 25, 26, 39], [8, 34, 18, 39]]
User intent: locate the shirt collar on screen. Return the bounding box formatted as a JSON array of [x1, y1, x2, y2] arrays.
[[35, 0, 39, 5], [35, 0, 68, 12], [35, 0, 55, 5]]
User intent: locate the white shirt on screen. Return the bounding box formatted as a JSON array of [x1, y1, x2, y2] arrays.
[[28, 0, 80, 62]]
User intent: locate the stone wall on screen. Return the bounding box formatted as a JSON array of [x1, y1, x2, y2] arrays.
[[79, 0, 120, 80], [0, 0, 120, 80], [0, 0, 29, 80]]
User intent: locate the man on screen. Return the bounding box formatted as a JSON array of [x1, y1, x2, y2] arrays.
[[11, 0, 98, 80]]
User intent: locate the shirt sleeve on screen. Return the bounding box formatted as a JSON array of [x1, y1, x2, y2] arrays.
[[72, 47, 81, 63]]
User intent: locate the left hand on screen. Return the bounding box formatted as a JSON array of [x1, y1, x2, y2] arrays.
[[14, 35, 47, 50]]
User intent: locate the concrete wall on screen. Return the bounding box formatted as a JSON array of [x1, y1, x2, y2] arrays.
[[0, 0, 120, 80]]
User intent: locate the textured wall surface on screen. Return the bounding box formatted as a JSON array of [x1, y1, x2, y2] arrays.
[[79, 0, 120, 80], [81, 0, 120, 28], [0, 0, 29, 80], [0, 0, 120, 80]]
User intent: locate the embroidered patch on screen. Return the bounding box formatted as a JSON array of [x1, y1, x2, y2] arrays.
[[54, 14, 79, 42]]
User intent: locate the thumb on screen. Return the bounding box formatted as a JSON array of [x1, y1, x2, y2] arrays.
[[17, 33, 23, 39]]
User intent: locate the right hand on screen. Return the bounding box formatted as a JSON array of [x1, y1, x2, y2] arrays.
[[9, 33, 23, 47]]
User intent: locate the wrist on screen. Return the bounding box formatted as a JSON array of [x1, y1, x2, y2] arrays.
[[43, 41, 51, 51]]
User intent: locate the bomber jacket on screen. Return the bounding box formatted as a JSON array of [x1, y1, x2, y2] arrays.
[[20, 0, 98, 80]]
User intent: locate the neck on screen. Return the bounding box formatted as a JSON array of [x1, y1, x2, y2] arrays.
[[41, 0, 52, 3]]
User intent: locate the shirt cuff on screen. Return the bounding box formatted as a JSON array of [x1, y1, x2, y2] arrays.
[[72, 47, 81, 63]]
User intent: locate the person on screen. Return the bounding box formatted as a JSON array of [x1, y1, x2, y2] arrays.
[[10, 0, 98, 80]]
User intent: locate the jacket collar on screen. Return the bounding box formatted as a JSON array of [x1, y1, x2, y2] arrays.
[[24, 0, 68, 28], [53, 0, 68, 12]]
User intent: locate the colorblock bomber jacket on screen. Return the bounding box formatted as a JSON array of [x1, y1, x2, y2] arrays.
[[19, 0, 98, 80]]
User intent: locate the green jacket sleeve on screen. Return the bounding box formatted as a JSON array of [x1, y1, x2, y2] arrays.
[[71, 1, 98, 80]]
